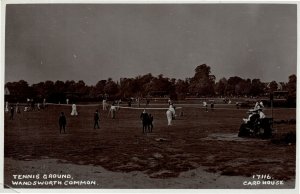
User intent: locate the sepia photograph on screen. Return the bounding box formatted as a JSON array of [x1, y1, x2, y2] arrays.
[[1, 1, 298, 192]]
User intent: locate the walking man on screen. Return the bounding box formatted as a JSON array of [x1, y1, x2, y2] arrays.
[[94, 109, 100, 129], [59, 112, 67, 134]]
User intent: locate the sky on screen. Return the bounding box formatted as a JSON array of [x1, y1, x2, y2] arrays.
[[5, 4, 297, 86]]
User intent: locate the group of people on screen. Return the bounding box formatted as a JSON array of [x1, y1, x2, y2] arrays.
[[8, 97, 177, 134], [24, 98, 46, 112], [243, 101, 266, 124], [5, 102, 15, 120], [5, 101, 37, 120], [60, 99, 119, 134], [140, 109, 154, 133], [59, 108, 101, 134], [203, 101, 214, 112]]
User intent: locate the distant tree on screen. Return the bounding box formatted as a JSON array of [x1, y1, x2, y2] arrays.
[[54, 80, 65, 93], [250, 79, 265, 96], [65, 80, 76, 93], [44, 80, 55, 94], [287, 74, 296, 97], [150, 75, 172, 93], [242, 79, 252, 96], [104, 78, 119, 97], [268, 81, 278, 93], [189, 64, 215, 96], [215, 77, 227, 96], [5, 80, 32, 101], [130, 73, 154, 97], [95, 80, 106, 96], [236, 79, 252, 96], [175, 79, 189, 99], [278, 82, 286, 91], [32, 82, 46, 99], [226, 76, 243, 96], [75, 80, 87, 94], [119, 78, 135, 98]]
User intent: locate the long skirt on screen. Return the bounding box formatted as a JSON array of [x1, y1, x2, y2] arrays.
[[166, 110, 172, 126]]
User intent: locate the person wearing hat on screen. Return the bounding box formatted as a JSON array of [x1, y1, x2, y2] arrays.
[[254, 101, 264, 111], [243, 109, 257, 124], [258, 108, 266, 119]]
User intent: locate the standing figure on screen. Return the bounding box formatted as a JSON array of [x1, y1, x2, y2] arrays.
[[166, 109, 173, 126], [15, 102, 20, 113], [43, 98, 46, 109], [148, 114, 154, 132], [140, 109, 149, 133], [137, 98, 140, 108], [5, 101, 9, 112], [203, 101, 208, 112], [168, 98, 172, 106], [169, 105, 176, 120], [31, 99, 35, 111], [37, 103, 40, 111], [102, 99, 107, 110], [210, 101, 214, 111], [109, 104, 116, 119], [27, 98, 30, 107], [59, 112, 67, 134], [66, 98, 69, 105], [71, 104, 78, 116], [94, 110, 100, 129], [9, 106, 14, 120]]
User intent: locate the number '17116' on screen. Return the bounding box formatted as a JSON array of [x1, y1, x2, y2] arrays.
[[253, 174, 272, 180]]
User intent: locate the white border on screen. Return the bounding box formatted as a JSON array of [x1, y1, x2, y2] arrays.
[[0, 1, 298, 194]]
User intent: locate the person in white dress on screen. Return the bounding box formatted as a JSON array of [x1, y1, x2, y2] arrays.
[[108, 104, 116, 119], [166, 105, 176, 126], [166, 109, 172, 126], [103, 99, 107, 110], [71, 104, 78, 116]]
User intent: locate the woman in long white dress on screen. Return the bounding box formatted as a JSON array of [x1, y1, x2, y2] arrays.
[[71, 104, 78, 116], [166, 105, 175, 126], [166, 110, 172, 126]]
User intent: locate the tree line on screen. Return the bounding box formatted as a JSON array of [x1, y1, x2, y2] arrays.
[[5, 64, 296, 105]]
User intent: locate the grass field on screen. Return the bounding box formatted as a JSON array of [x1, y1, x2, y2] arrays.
[[4, 102, 296, 188]]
